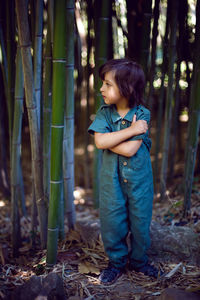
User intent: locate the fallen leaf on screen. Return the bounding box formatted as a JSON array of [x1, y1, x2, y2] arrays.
[[78, 262, 100, 275]]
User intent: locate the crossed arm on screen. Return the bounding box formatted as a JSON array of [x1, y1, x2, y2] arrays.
[[94, 115, 148, 157]]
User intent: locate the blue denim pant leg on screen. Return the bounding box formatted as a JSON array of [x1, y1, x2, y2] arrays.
[[128, 174, 153, 269], [99, 177, 129, 270]]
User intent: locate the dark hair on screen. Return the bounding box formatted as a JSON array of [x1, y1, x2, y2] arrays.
[[99, 58, 145, 107]]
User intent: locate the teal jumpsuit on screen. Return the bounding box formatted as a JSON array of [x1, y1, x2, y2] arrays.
[[88, 104, 153, 270]]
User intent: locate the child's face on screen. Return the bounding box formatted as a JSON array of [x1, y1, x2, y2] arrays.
[[100, 71, 122, 106]]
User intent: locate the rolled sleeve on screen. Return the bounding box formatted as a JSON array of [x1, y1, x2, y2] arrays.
[[129, 106, 152, 151], [88, 107, 111, 135], [129, 106, 150, 141]]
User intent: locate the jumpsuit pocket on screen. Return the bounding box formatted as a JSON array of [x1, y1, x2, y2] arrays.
[[131, 144, 148, 171]]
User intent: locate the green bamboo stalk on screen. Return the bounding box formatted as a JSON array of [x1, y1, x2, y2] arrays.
[[93, 0, 112, 206], [16, 0, 47, 248], [147, 0, 160, 110], [160, 0, 178, 199], [34, 0, 43, 132], [46, 0, 67, 266], [11, 46, 24, 256], [153, 0, 170, 192], [58, 183, 65, 240], [183, 0, 200, 215], [63, 0, 75, 231], [43, 2, 53, 206]]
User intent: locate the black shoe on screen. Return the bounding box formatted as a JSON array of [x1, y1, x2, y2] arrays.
[[131, 263, 163, 279], [99, 265, 123, 285]]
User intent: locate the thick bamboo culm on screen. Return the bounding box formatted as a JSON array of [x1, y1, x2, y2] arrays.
[[160, 0, 178, 199], [63, 0, 76, 231], [147, 0, 160, 110], [46, 0, 67, 266], [6, 0, 15, 148], [93, 0, 112, 206], [183, 0, 200, 215], [11, 46, 24, 256], [153, 0, 170, 191], [16, 0, 47, 249], [34, 0, 43, 132], [43, 2, 53, 207], [140, 0, 152, 77]]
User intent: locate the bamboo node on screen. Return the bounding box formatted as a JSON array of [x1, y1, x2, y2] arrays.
[[48, 227, 58, 232], [52, 59, 66, 63], [51, 125, 64, 128], [50, 180, 63, 184], [64, 116, 74, 120]]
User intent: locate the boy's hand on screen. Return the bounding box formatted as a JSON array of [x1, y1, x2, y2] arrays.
[[131, 114, 148, 135]]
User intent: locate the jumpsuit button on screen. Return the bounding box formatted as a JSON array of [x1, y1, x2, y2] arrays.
[[124, 179, 128, 183], [121, 120, 126, 125], [123, 161, 127, 166]]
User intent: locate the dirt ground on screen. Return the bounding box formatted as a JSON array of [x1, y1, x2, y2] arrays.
[[0, 181, 200, 300]]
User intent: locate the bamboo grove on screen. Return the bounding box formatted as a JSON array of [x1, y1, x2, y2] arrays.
[[0, 0, 199, 265]]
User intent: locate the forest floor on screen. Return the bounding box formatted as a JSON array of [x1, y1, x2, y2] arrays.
[[1, 176, 200, 300]]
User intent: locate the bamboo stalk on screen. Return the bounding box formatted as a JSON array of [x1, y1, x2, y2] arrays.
[[93, 0, 112, 206], [46, 0, 67, 266], [169, 0, 188, 178], [0, 68, 10, 198], [147, 0, 160, 110], [159, 0, 178, 199], [6, 0, 15, 147], [16, 0, 47, 248], [34, 0, 43, 132], [140, 0, 152, 77], [183, 0, 200, 215], [63, 0, 76, 230], [11, 46, 24, 256], [153, 1, 170, 192], [84, 0, 92, 189], [43, 2, 53, 206], [0, 15, 10, 196]]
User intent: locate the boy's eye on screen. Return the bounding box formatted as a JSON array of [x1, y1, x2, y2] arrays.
[[106, 83, 111, 86]]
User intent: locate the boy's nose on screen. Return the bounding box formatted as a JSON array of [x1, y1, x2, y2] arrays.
[[100, 84, 104, 92]]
